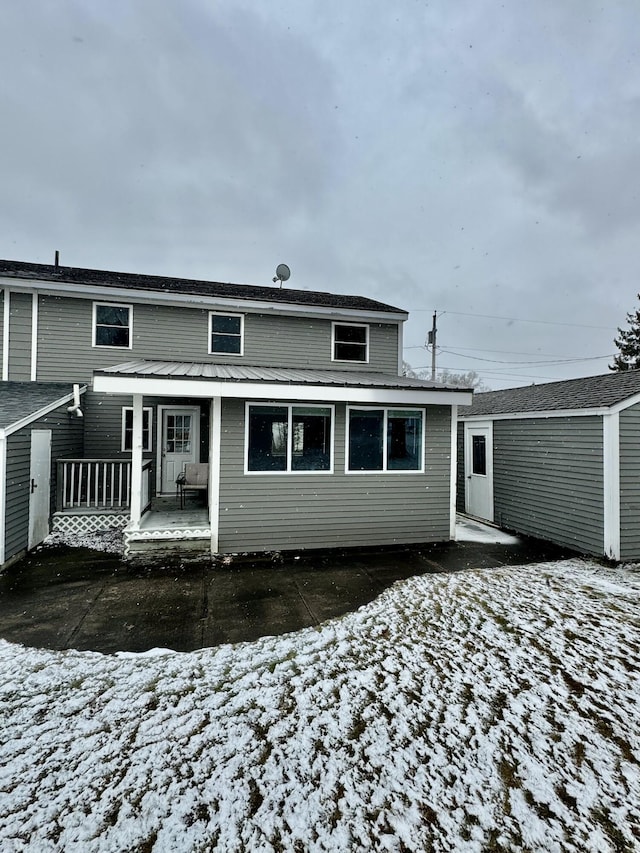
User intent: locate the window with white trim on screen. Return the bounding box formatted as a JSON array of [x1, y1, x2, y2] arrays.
[[246, 403, 333, 472], [332, 322, 368, 362], [121, 407, 153, 452], [209, 312, 244, 355], [93, 302, 132, 348], [347, 407, 424, 472]]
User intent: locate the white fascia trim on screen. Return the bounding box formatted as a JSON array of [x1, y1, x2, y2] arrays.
[[449, 405, 458, 540], [3, 385, 88, 436], [0, 435, 6, 565], [603, 412, 621, 561], [30, 292, 38, 381], [2, 289, 9, 381], [461, 406, 611, 422], [609, 390, 640, 414], [93, 373, 473, 406], [0, 277, 408, 325]]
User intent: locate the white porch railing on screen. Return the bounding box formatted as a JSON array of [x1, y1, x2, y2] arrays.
[[57, 459, 152, 513]]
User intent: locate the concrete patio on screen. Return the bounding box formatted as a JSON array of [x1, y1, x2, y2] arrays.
[[0, 520, 575, 654]]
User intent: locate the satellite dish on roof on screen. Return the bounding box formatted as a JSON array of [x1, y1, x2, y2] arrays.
[[273, 263, 291, 288]]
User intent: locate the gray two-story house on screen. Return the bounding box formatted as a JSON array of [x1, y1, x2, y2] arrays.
[[0, 259, 472, 564]]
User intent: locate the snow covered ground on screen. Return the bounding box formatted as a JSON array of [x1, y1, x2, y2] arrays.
[[1, 559, 639, 852]]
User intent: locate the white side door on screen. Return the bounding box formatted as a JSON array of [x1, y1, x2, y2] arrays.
[[28, 429, 52, 549], [464, 422, 494, 522], [160, 407, 199, 494]]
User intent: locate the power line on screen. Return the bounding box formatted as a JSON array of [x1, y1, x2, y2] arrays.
[[405, 343, 613, 358], [437, 348, 614, 367], [410, 308, 616, 331]]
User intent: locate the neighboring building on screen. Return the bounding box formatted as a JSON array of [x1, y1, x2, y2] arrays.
[[458, 370, 640, 561], [0, 259, 472, 561], [0, 382, 85, 568]]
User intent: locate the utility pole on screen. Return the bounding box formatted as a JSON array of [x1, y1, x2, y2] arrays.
[[428, 310, 437, 380]]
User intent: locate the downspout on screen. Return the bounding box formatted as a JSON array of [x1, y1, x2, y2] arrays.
[[449, 405, 458, 540], [603, 412, 621, 561], [2, 290, 9, 381], [66, 384, 83, 418], [30, 292, 38, 381]]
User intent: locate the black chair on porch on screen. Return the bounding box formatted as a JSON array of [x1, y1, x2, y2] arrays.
[[175, 463, 209, 509]]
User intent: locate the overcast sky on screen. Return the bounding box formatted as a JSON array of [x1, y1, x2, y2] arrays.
[[2, 0, 639, 388]]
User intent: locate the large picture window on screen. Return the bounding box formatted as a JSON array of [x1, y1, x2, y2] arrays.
[[210, 312, 244, 355], [332, 322, 368, 362], [246, 404, 333, 472], [93, 302, 132, 348], [121, 407, 153, 452], [347, 407, 424, 472]]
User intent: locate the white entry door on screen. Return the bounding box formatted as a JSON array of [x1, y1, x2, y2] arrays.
[[160, 408, 199, 494], [464, 422, 494, 522], [28, 429, 52, 549]]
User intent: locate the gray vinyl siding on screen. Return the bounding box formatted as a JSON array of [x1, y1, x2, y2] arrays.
[[8, 291, 32, 381], [619, 404, 640, 560], [492, 416, 604, 555], [35, 296, 400, 383], [82, 392, 207, 463], [218, 400, 452, 552], [4, 404, 84, 563]]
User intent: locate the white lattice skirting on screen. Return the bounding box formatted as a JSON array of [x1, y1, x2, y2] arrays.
[[52, 512, 130, 535]]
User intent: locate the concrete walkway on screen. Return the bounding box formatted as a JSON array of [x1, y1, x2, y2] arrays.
[[0, 527, 574, 654]]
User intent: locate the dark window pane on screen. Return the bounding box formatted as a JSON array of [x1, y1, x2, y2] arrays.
[[211, 333, 242, 354], [123, 409, 150, 451], [248, 407, 288, 471], [335, 341, 367, 361], [96, 325, 130, 347], [96, 305, 129, 326], [472, 435, 486, 475], [292, 407, 331, 471], [212, 315, 241, 334], [335, 325, 367, 344], [387, 410, 422, 470], [349, 410, 383, 470]]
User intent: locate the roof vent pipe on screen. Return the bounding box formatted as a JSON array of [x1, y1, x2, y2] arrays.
[[54, 250, 59, 267], [67, 383, 83, 418]]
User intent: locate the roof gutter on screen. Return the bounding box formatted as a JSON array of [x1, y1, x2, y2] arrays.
[[0, 276, 408, 324]]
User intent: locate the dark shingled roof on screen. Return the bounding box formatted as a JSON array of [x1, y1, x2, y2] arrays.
[[0, 382, 80, 431], [464, 370, 640, 417], [0, 259, 406, 315]]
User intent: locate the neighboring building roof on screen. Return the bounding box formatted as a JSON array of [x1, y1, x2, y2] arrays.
[[95, 360, 467, 393], [464, 370, 640, 417], [0, 259, 406, 316], [0, 381, 82, 432]]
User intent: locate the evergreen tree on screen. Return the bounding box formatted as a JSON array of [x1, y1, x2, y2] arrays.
[[611, 295, 640, 371]]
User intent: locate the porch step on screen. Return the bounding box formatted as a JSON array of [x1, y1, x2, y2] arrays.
[[123, 507, 212, 557]]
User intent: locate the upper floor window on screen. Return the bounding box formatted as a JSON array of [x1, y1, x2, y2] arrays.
[[121, 407, 153, 452], [347, 407, 424, 472], [210, 312, 244, 355], [332, 322, 368, 363], [93, 302, 132, 348], [246, 403, 333, 473]]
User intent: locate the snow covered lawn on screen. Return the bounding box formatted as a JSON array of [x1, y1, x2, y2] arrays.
[[1, 559, 639, 852]]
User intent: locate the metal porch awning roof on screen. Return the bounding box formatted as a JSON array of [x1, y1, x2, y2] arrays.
[[93, 361, 473, 406]]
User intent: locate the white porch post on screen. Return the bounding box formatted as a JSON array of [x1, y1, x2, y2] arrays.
[[130, 393, 144, 528], [209, 396, 221, 554]]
